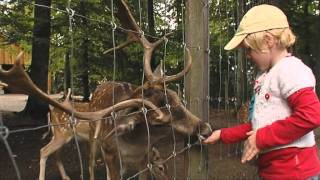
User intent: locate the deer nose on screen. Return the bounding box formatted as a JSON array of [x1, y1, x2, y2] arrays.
[[198, 122, 213, 139]]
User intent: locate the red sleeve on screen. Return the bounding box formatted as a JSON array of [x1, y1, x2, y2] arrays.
[[256, 87, 320, 150], [220, 123, 252, 144]]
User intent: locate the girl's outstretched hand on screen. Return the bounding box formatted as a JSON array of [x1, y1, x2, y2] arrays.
[[202, 130, 221, 144]]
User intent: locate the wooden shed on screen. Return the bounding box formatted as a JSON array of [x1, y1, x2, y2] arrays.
[[0, 36, 53, 94], [0, 36, 31, 93], [0, 39, 30, 66]]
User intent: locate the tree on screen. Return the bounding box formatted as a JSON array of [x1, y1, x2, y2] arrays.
[[64, 49, 71, 94], [23, 0, 51, 122], [77, 1, 90, 101]]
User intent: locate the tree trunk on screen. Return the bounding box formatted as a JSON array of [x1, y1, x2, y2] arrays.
[[64, 49, 71, 95], [79, 2, 90, 102], [147, 0, 155, 36], [23, 0, 51, 123], [80, 38, 90, 102], [147, 0, 157, 69], [303, 0, 311, 65]]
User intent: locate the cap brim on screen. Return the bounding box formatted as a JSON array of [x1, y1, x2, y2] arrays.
[[224, 34, 247, 50]]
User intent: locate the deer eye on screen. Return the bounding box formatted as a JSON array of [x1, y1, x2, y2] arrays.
[[158, 165, 165, 172]]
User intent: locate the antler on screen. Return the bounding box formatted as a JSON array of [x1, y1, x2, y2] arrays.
[[103, 32, 139, 54], [115, 0, 192, 85], [0, 52, 164, 138]]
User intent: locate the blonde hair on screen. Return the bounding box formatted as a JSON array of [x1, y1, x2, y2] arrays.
[[243, 28, 296, 52]]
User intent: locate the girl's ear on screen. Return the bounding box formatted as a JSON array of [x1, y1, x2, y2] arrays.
[[264, 33, 276, 49]]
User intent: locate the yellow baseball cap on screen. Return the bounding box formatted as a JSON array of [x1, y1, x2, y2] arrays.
[[224, 4, 289, 50]]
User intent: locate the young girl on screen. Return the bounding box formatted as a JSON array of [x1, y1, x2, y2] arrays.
[[204, 4, 320, 180]]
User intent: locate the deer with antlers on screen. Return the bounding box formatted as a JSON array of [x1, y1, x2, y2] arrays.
[[0, 1, 212, 179], [85, 1, 212, 179], [44, 86, 168, 180]]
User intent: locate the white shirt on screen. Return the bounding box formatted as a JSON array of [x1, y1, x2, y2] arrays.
[[251, 56, 316, 151]]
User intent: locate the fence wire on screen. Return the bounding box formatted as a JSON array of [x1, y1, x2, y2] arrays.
[[65, 0, 85, 179]]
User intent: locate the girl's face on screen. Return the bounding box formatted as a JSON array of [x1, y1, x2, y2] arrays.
[[242, 33, 290, 72], [243, 44, 272, 71]]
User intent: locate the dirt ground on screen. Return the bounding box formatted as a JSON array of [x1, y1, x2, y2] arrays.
[[0, 97, 319, 180]]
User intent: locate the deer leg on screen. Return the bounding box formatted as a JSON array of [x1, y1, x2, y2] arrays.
[[88, 138, 99, 180], [103, 153, 120, 180], [54, 149, 70, 180], [100, 147, 111, 180], [39, 137, 68, 180]]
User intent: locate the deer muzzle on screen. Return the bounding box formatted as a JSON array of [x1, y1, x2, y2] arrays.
[[198, 122, 213, 140]]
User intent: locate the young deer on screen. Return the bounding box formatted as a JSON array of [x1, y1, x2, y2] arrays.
[[39, 91, 90, 180]]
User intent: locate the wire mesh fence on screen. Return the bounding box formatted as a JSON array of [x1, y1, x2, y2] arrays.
[[1, 0, 313, 180]]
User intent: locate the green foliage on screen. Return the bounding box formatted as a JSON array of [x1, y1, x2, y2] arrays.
[[0, 0, 33, 52]]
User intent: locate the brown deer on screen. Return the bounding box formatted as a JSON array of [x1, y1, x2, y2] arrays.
[[42, 88, 169, 180], [40, 94, 90, 180], [88, 1, 213, 179]]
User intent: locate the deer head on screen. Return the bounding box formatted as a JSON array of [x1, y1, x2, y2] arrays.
[[139, 147, 169, 180]]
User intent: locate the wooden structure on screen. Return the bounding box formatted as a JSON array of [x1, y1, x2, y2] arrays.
[[185, 0, 210, 179], [0, 35, 31, 93], [0, 37, 30, 66]]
